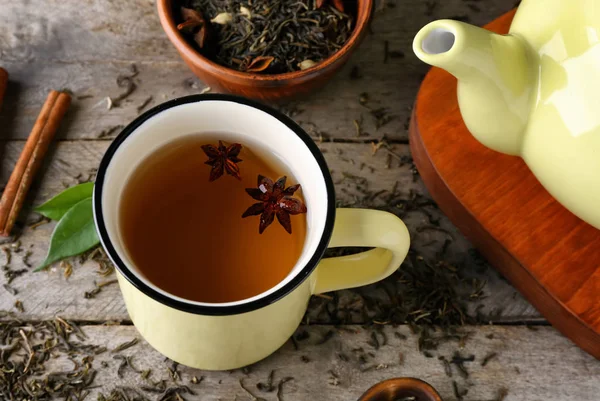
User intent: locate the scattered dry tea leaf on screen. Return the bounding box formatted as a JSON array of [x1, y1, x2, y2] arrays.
[[61, 260, 73, 279], [256, 370, 275, 392], [276, 377, 294, 401], [112, 337, 139, 353], [109, 64, 138, 107], [246, 56, 275, 73], [353, 118, 362, 137], [137, 96, 153, 113], [2, 247, 11, 264], [481, 351, 498, 367], [3, 284, 17, 295], [84, 287, 101, 299], [239, 379, 267, 401]]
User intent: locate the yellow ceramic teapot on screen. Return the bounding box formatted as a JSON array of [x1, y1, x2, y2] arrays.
[[413, 1, 600, 230]]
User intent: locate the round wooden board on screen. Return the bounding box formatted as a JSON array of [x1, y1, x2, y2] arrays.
[[409, 9, 600, 359]]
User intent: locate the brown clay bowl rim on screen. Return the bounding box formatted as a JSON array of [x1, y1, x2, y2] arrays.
[[358, 378, 443, 401], [157, 0, 374, 81]]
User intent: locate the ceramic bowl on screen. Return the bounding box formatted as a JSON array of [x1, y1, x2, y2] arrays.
[[157, 0, 373, 101], [358, 378, 443, 401]]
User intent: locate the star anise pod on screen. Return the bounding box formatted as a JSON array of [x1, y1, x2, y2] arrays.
[[178, 7, 211, 49], [201, 141, 242, 181], [242, 175, 307, 234], [316, 0, 345, 13], [245, 56, 275, 73]]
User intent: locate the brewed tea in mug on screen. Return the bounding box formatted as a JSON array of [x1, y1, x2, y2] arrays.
[[120, 135, 308, 303]]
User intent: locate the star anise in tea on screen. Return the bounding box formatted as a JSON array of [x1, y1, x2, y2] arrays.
[[201, 141, 243, 181], [316, 0, 345, 12], [242, 175, 307, 234]]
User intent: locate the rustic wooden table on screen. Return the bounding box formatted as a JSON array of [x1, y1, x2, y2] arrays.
[[0, 0, 599, 400]]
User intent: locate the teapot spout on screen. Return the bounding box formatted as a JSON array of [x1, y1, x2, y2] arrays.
[[413, 20, 535, 156]]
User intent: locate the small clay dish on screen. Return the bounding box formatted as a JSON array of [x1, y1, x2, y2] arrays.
[[157, 0, 373, 101], [358, 378, 443, 401]]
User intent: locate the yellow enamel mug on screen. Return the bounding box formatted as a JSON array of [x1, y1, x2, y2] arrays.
[[93, 95, 410, 370]]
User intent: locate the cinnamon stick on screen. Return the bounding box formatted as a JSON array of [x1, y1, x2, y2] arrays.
[[0, 68, 7, 111], [0, 90, 71, 236]]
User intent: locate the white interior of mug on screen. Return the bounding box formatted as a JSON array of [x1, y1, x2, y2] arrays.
[[99, 100, 329, 307]]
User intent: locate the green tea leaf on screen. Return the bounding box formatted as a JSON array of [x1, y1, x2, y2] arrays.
[[35, 182, 94, 221], [35, 197, 99, 271]]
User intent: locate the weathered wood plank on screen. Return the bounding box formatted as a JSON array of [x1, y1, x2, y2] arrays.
[[41, 324, 600, 401], [0, 59, 415, 142], [0, 0, 516, 140], [0, 61, 205, 142], [0, 140, 540, 322]]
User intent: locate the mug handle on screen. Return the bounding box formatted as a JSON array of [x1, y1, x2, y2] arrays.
[[312, 208, 410, 294]]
